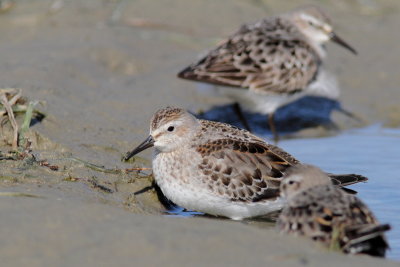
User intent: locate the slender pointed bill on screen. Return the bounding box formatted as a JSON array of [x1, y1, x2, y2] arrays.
[[330, 32, 357, 55], [124, 135, 155, 161]]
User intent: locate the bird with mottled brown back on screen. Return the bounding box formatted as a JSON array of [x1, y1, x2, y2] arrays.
[[125, 107, 367, 220], [178, 5, 357, 141], [278, 165, 390, 257]]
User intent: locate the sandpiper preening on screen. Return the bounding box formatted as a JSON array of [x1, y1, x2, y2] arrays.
[[178, 5, 357, 142], [277, 165, 390, 257], [124, 107, 367, 220]]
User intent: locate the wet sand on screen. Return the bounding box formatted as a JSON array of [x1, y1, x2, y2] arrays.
[[2, 188, 399, 267], [0, 0, 399, 265]]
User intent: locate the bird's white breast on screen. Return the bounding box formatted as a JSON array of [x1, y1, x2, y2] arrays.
[[152, 149, 285, 220]]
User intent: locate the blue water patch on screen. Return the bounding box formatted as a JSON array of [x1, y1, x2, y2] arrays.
[[164, 205, 204, 218]]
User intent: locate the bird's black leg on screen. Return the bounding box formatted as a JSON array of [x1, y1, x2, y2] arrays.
[[268, 112, 279, 143], [337, 106, 364, 124], [232, 102, 252, 131]]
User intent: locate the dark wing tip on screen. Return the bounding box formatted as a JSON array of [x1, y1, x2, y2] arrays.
[[177, 65, 199, 80], [343, 223, 391, 257], [177, 65, 238, 87], [374, 224, 392, 233], [251, 188, 281, 202], [351, 174, 369, 183], [340, 187, 357, 194], [177, 66, 190, 79], [345, 174, 369, 183], [329, 173, 368, 187]]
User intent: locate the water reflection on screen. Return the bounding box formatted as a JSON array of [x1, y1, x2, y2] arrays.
[[198, 95, 349, 138]]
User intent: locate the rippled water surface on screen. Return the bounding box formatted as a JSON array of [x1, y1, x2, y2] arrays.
[[278, 125, 400, 260]]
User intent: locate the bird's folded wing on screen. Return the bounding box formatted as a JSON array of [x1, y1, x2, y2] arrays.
[[178, 23, 320, 94], [195, 139, 292, 202]]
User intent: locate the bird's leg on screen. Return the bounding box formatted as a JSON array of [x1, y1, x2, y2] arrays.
[[337, 106, 364, 124], [322, 121, 340, 132], [133, 185, 155, 196], [268, 113, 279, 143], [232, 102, 252, 132]]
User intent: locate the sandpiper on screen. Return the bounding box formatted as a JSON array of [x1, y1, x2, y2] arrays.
[[178, 5, 357, 142], [124, 107, 367, 220], [277, 165, 390, 257]]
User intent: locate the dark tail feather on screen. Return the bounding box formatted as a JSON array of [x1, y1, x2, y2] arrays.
[[340, 187, 358, 194], [177, 57, 207, 81], [177, 65, 195, 80], [177, 65, 215, 84], [342, 224, 391, 257], [328, 173, 368, 187]]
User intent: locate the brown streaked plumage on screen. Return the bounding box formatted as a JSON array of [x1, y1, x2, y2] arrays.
[[125, 107, 367, 220], [150, 107, 186, 131], [277, 165, 390, 257], [178, 5, 357, 141], [178, 20, 320, 94]]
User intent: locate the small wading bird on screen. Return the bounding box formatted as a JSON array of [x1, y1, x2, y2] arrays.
[[124, 107, 367, 220], [277, 165, 390, 257], [178, 5, 357, 142]]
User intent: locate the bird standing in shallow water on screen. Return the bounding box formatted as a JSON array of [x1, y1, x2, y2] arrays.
[[125, 107, 367, 220], [277, 164, 390, 257], [178, 5, 357, 142]]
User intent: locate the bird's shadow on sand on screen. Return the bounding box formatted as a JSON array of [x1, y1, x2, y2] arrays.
[[197, 96, 346, 139]]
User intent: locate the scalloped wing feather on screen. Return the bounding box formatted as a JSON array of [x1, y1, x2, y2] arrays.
[[196, 139, 292, 203], [178, 18, 320, 94]]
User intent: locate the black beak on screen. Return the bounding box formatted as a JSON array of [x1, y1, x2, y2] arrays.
[[330, 32, 357, 55], [124, 135, 155, 161]]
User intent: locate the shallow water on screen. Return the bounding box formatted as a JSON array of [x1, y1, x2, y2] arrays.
[[278, 125, 400, 260]]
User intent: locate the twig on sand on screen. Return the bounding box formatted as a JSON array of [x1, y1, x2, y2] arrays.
[[125, 167, 151, 172], [0, 93, 19, 149], [0, 155, 15, 160], [0, 89, 21, 117], [38, 160, 59, 171], [0, 89, 45, 151], [67, 156, 152, 177], [0, 192, 44, 198], [67, 157, 123, 174], [88, 177, 114, 193]]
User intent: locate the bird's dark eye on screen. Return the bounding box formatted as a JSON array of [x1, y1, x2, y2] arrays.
[[167, 126, 175, 132], [288, 180, 295, 185]]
